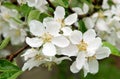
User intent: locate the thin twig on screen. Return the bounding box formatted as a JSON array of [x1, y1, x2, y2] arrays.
[[6, 44, 29, 62], [46, 0, 55, 10]]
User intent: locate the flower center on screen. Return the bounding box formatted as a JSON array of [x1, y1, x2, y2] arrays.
[[15, 29, 21, 36], [3, 14, 11, 20], [35, 54, 45, 60], [42, 33, 53, 43], [77, 40, 88, 51]]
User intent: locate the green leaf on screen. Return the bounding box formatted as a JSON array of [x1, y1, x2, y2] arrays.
[[20, 4, 32, 17], [78, 20, 87, 33], [56, 0, 69, 8], [28, 10, 40, 22], [2, 2, 19, 10], [0, 60, 22, 79], [103, 42, 120, 56], [39, 13, 50, 22], [0, 37, 10, 50]]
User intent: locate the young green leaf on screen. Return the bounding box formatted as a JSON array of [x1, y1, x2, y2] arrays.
[[103, 42, 120, 56], [56, 0, 69, 8], [28, 10, 40, 23], [0, 37, 10, 50], [0, 59, 22, 79]]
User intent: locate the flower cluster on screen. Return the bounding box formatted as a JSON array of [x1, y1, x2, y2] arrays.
[[2, 0, 120, 77], [22, 6, 111, 76]]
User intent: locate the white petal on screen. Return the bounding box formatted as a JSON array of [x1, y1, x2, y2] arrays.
[[42, 43, 56, 56], [64, 13, 77, 25], [29, 20, 45, 36], [52, 36, 70, 47], [26, 0, 36, 7], [61, 27, 72, 36], [60, 44, 78, 57], [70, 61, 80, 73], [96, 18, 109, 31], [83, 59, 89, 77], [83, 3, 89, 14], [69, 30, 82, 44], [21, 48, 38, 60], [54, 6, 65, 20], [45, 21, 61, 36], [22, 58, 43, 71], [96, 47, 111, 59], [87, 37, 102, 52], [83, 29, 96, 43], [72, 7, 84, 15], [76, 52, 86, 70], [88, 59, 99, 74], [26, 37, 43, 47], [54, 57, 71, 64], [83, 17, 95, 29]]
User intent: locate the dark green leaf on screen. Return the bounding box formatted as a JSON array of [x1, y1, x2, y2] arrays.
[[78, 20, 87, 33], [0, 60, 22, 79]]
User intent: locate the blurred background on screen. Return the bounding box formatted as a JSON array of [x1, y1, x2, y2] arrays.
[[16, 55, 120, 79]]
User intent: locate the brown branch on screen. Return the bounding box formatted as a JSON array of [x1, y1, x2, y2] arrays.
[[46, 0, 55, 10], [6, 44, 29, 62]]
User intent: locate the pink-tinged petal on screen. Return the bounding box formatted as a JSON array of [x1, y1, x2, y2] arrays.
[[76, 52, 86, 70], [52, 36, 70, 47], [60, 44, 78, 57], [64, 13, 77, 25], [88, 59, 99, 74], [83, 29, 96, 43], [96, 47, 111, 59], [54, 6, 65, 20], [26, 37, 43, 47], [70, 61, 80, 73], [69, 30, 82, 44], [29, 20, 45, 36], [42, 43, 56, 56]]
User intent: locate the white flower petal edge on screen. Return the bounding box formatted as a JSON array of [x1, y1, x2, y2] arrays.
[[52, 36, 70, 48], [69, 30, 82, 44], [54, 6, 65, 20], [29, 20, 45, 36], [96, 47, 111, 59], [64, 13, 78, 26], [42, 43, 56, 56], [26, 37, 43, 47]]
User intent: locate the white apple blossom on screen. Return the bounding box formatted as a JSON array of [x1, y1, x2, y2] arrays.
[[112, 0, 120, 4], [17, 0, 27, 4], [66, 29, 111, 76], [26, 0, 48, 12], [54, 6, 77, 27], [72, 3, 89, 15], [26, 20, 69, 56], [22, 48, 71, 71], [0, 6, 19, 22]]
